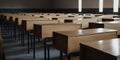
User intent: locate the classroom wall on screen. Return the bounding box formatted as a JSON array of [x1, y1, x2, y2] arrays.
[[104, 0, 113, 8], [51, 0, 78, 8], [51, 0, 118, 9], [0, 0, 119, 13], [82, 0, 99, 8], [0, 0, 50, 8], [0, 0, 118, 9]]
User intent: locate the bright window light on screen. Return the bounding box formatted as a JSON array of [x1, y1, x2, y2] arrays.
[[78, 0, 82, 12], [99, 0, 103, 12], [113, 0, 119, 12]]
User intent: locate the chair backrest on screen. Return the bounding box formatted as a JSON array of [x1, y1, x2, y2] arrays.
[[88, 23, 104, 29], [64, 19, 73, 23], [102, 19, 114, 22]]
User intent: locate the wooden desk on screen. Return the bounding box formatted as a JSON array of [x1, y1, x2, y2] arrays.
[[101, 15, 118, 18], [89, 21, 120, 35], [112, 18, 120, 21], [80, 38, 120, 60], [2, 14, 17, 21], [22, 20, 59, 31], [80, 18, 98, 28], [34, 23, 81, 38], [53, 28, 117, 54], [94, 14, 103, 17], [97, 18, 120, 22], [58, 17, 79, 23], [15, 16, 50, 26]]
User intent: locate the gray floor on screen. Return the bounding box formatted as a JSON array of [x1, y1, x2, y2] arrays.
[[3, 25, 114, 60], [2, 31, 61, 60]]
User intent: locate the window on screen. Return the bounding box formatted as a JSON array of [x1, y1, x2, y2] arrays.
[[99, 0, 103, 12], [113, 0, 119, 12], [78, 0, 82, 12]]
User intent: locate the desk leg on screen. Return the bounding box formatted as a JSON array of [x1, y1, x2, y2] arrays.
[[47, 46, 50, 60]]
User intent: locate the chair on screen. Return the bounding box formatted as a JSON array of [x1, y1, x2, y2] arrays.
[[102, 19, 114, 22], [43, 37, 53, 60]]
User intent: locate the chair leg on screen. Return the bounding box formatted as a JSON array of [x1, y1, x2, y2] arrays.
[[47, 46, 50, 60], [27, 33, 30, 53], [30, 35, 33, 49], [20, 29, 23, 46], [60, 51, 63, 60], [44, 40, 47, 60], [37, 36, 40, 42], [21, 29, 25, 46], [33, 35, 35, 59], [18, 27, 21, 41], [14, 25, 16, 40], [10, 25, 13, 40], [22, 30, 25, 46]]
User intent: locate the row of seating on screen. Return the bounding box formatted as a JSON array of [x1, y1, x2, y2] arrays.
[[0, 13, 120, 60]]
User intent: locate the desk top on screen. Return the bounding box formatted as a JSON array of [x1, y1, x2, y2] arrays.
[[81, 38, 120, 57], [18, 17, 49, 20], [93, 21, 120, 24], [112, 18, 120, 20], [102, 18, 120, 20], [55, 28, 117, 37], [35, 23, 82, 25]]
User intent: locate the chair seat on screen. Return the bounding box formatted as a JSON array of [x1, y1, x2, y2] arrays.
[[27, 30, 34, 36], [41, 40, 53, 46], [41, 37, 53, 46], [29, 33, 34, 36], [46, 41, 53, 46]]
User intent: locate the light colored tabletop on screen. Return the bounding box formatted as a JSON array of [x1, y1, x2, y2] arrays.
[[55, 28, 117, 37], [35, 23, 82, 25], [81, 38, 120, 57], [102, 18, 120, 20], [93, 21, 120, 24]]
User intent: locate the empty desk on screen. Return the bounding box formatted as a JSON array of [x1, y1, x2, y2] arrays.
[[98, 18, 120, 22], [89, 21, 120, 35], [80, 38, 120, 60], [53, 28, 117, 60], [34, 23, 82, 38]]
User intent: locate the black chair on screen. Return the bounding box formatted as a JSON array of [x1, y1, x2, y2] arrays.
[[43, 37, 53, 60], [102, 19, 114, 22]]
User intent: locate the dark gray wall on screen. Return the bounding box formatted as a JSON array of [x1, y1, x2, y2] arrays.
[[0, 0, 119, 13], [0, 0, 119, 9], [0, 0, 50, 8], [82, 0, 99, 8], [51, 0, 119, 9], [104, 0, 113, 8], [51, 0, 78, 8]]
